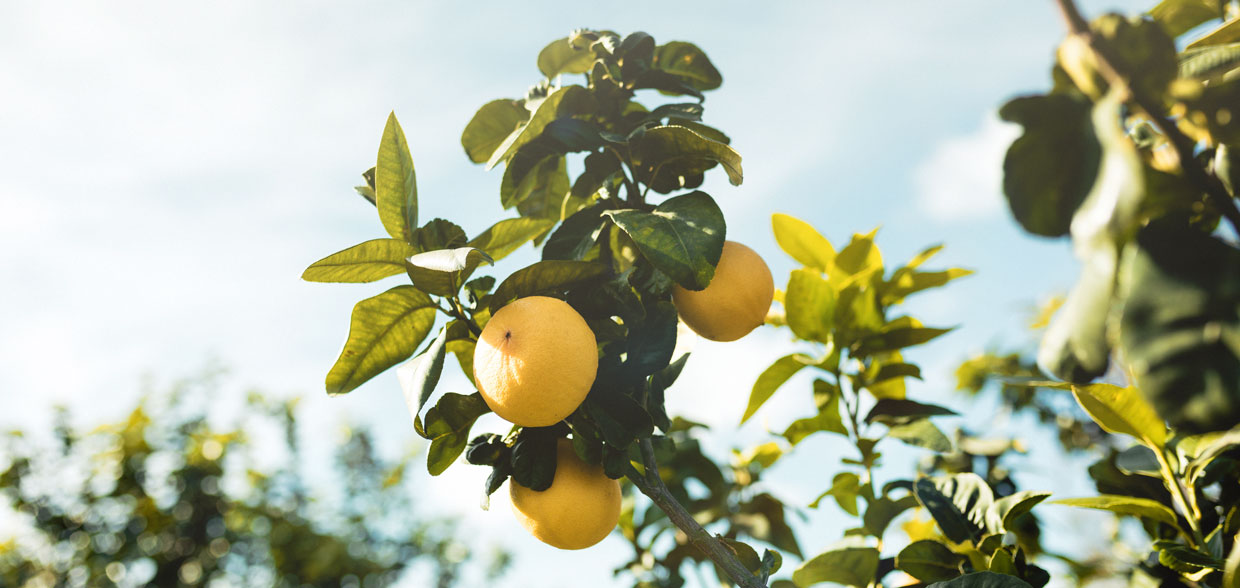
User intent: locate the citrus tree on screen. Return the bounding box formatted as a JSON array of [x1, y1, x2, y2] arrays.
[[303, 1, 1240, 585]]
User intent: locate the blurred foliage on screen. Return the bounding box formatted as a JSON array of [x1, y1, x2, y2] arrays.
[[0, 374, 506, 588]]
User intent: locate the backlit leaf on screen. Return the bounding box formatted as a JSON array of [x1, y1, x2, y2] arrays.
[[303, 239, 417, 283], [461, 99, 528, 164], [741, 354, 812, 424], [376, 112, 418, 242], [792, 547, 879, 588], [326, 286, 437, 395], [489, 260, 609, 311], [423, 392, 490, 476], [467, 217, 556, 262], [606, 191, 726, 291], [404, 247, 493, 297], [772, 213, 835, 271], [1071, 383, 1167, 446], [1050, 495, 1180, 528]]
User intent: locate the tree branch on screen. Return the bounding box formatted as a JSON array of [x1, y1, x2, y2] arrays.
[[1053, 0, 1240, 234], [626, 439, 767, 588]]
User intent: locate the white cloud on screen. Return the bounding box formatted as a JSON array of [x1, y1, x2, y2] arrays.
[[914, 114, 1021, 221]]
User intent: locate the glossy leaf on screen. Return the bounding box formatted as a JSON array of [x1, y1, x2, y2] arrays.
[[629, 125, 743, 186], [1071, 384, 1167, 446], [510, 426, 559, 492], [792, 547, 879, 588], [423, 392, 490, 476], [404, 247, 493, 297], [606, 191, 726, 291], [397, 325, 449, 437], [866, 398, 958, 426], [888, 419, 953, 453], [1119, 220, 1240, 434], [461, 99, 527, 164], [897, 540, 968, 583], [543, 201, 608, 261], [652, 41, 722, 91], [928, 571, 1033, 588], [537, 36, 595, 78], [1050, 495, 1180, 528], [467, 217, 556, 262], [376, 113, 418, 243], [772, 213, 835, 271], [487, 85, 594, 169], [489, 260, 609, 311], [785, 269, 835, 343], [914, 474, 994, 544], [303, 239, 417, 283], [998, 93, 1099, 237], [741, 354, 812, 424], [326, 286, 437, 395]]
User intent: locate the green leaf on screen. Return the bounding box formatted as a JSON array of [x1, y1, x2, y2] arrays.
[[489, 260, 609, 311], [423, 392, 490, 476], [784, 380, 848, 445], [1071, 384, 1167, 446], [1155, 540, 1225, 571], [606, 191, 726, 291], [854, 324, 953, 357], [303, 239, 417, 283], [741, 354, 812, 424], [883, 268, 974, 304], [647, 353, 689, 432], [1050, 496, 1180, 528], [461, 99, 528, 164], [326, 285, 437, 395], [510, 426, 559, 491], [652, 41, 722, 92], [1151, 0, 1225, 37], [585, 387, 654, 448], [866, 398, 958, 426], [1188, 15, 1240, 49], [785, 269, 835, 343], [897, 540, 968, 583], [772, 213, 835, 271], [810, 472, 862, 516], [537, 36, 595, 78], [413, 218, 468, 252], [397, 325, 449, 437], [502, 153, 570, 211], [928, 571, 1032, 588], [914, 474, 994, 544], [889, 419, 953, 453], [404, 247, 493, 298], [833, 228, 883, 281], [467, 217, 556, 262], [629, 125, 743, 187], [1118, 220, 1240, 434], [792, 547, 879, 588], [1036, 259, 1115, 383], [864, 494, 920, 538], [488, 85, 594, 169], [986, 491, 1051, 534], [1179, 44, 1240, 79], [1224, 533, 1240, 588], [625, 300, 678, 377], [762, 549, 784, 578], [998, 93, 1100, 237], [722, 538, 763, 574], [376, 112, 418, 243], [737, 493, 803, 558], [543, 201, 607, 262]]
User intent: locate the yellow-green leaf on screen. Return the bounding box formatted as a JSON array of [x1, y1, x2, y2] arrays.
[[772, 213, 835, 271], [1071, 384, 1168, 446], [326, 286, 437, 395], [302, 239, 417, 283], [376, 113, 418, 243]]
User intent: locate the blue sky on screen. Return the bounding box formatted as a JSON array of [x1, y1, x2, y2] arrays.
[[0, 1, 1148, 586]]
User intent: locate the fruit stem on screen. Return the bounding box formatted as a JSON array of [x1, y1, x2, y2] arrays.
[[1052, 0, 1240, 236], [628, 438, 767, 588]]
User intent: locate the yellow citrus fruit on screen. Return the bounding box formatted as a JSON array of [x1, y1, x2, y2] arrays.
[[510, 438, 621, 550], [473, 296, 598, 427], [671, 240, 774, 342]]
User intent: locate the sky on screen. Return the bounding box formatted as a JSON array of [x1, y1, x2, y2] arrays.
[[0, 1, 1149, 586]]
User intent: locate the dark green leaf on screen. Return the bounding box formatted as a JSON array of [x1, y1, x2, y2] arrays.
[[413, 218, 468, 251], [854, 325, 954, 357], [303, 239, 417, 283], [489, 260, 609, 311], [606, 191, 726, 291], [897, 540, 968, 583], [625, 301, 678, 377], [543, 202, 608, 261], [737, 493, 802, 558], [914, 474, 994, 544], [986, 491, 1051, 534], [1119, 220, 1240, 434], [772, 213, 835, 271], [928, 571, 1033, 588], [1155, 540, 1225, 571], [465, 434, 506, 466], [537, 36, 595, 78], [488, 85, 595, 169], [423, 392, 490, 476], [404, 247, 493, 297], [763, 549, 784, 578], [1049, 496, 1180, 528], [652, 41, 722, 92], [467, 217, 556, 262], [864, 495, 920, 538], [866, 398, 959, 426], [785, 269, 835, 343], [376, 112, 418, 243], [648, 353, 689, 432], [585, 387, 653, 448], [326, 286, 437, 395], [792, 547, 879, 588], [629, 125, 742, 187], [999, 93, 1099, 237], [502, 153, 570, 211], [510, 426, 559, 492], [741, 354, 812, 424], [461, 99, 528, 164], [485, 457, 512, 498], [397, 325, 449, 438], [889, 419, 953, 453]]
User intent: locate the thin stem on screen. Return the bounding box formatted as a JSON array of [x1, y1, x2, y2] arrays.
[[1153, 444, 1205, 548], [447, 296, 482, 337], [605, 146, 643, 208], [1053, 0, 1240, 235], [628, 439, 767, 588]]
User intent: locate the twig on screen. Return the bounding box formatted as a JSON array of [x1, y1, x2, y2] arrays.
[[1053, 0, 1240, 234], [626, 439, 767, 588]]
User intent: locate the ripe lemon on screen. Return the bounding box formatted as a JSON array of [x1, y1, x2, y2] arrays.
[[473, 296, 598, 427], [510, 438, 621, 550], [672, 240, 774, 342]]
